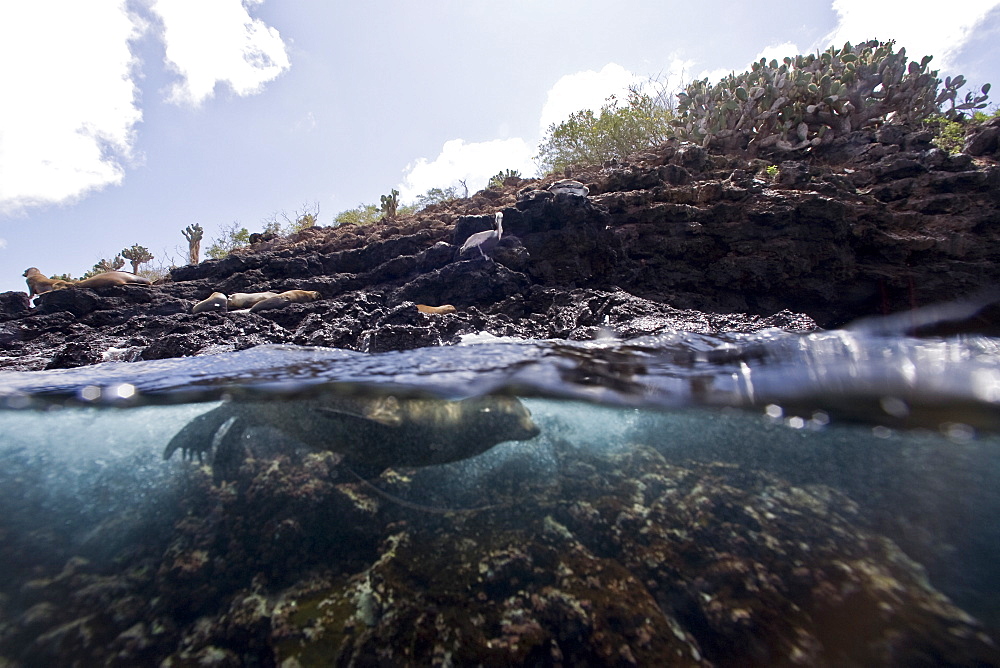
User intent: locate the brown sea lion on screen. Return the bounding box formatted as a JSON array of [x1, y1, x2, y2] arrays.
[[163, 394, 541, 477], [72, 271, 152, 289], [248, 296, 292, 313], [23, 268, 74, 297], [192, 292, 228, 314], [227, 291, 278, 310], [416, 304, 457, 315], [249, 290, 321, 313], [278, 289, 321, 303]]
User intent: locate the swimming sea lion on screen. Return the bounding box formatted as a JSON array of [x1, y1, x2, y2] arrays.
[[164, 394, 541, 477], [72, 271, 151, 289], [23, 268, 74, 297], [416, 304, 457, 315], [248, 290, 321, 313], [192, 292, 228, 314], [227, 292, 278, 310]]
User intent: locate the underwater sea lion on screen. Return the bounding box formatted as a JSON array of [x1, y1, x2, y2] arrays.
[[23, 268, 73, 297], [227, 291, 279, 310], [72, 271, 151, 289], [163, 394, 540, 476], [192, 292, 228, 314], [248, 290, 321, 313], [416, 304, 457, 315]]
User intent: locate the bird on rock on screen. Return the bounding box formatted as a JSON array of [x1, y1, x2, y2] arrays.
[[460, 212, 503, 260]]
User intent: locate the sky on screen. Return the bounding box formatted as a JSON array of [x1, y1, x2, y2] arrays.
[[2, 0, 999, 294]]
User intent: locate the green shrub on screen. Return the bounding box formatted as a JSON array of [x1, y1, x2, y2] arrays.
[[334, 203, 382, 226], [414, 186, 462, 209], [488, 169, 522, 189], [537, 88, 673, 172], [206, 222, 251, 259], [925, 115, 966, 154]]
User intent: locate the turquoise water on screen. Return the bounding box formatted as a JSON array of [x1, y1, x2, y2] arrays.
[[1, 324, 999, 663]]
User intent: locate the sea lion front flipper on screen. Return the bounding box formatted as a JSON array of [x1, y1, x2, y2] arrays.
[[163, 405, 236, 461]]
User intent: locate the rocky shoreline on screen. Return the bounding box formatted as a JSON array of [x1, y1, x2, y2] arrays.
[[3, 120, 1000, 372]]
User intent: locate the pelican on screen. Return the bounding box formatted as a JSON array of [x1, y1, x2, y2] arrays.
[[460, 212, 503, 260]]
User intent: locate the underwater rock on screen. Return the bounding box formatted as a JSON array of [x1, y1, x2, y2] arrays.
[[3, 436, 998, 665]]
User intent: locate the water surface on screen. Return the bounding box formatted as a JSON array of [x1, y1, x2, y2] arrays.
[[1, 325, 998, 664]]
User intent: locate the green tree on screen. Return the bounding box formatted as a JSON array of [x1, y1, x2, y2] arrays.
[[536, 88, 673, 173], [206, 221, 251, 259]]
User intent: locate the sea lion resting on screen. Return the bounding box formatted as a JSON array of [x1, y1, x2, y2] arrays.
[[417, 304, 457, 315], [73, 271, 151, 289], [249, 290, 321, 313], [192, 292, 228, 314], [227, 292, 279, 310], [163, 394, 541, 477]]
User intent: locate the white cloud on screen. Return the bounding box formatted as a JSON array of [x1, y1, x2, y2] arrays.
[[399, 60, 697, 201], [538, 63, 645, 133], [0, 1, 142, 215], [818, 0, 1000, 72], [699, 42, 801, 85], [0, 238, 7, 249], [150, 0, 290, 106], [755, 41, 801, 66], [398, 138, 537, 202]]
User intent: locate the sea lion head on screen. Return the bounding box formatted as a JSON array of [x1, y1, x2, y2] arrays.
[[460, 395, 541, 443]]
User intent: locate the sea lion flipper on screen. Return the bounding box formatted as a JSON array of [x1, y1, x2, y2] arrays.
[[163, 406, 236, 461]]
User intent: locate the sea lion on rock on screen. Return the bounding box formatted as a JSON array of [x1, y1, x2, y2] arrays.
[[227, 292, 279, 310], [23, 268, 73, 297], [248, 290, 321, 313], [164, 394, 540, 477], [417, 304, 457, 315], [72, 271, 151, 289], [192, 292, 228, 314], [279, 289, 322, 302]]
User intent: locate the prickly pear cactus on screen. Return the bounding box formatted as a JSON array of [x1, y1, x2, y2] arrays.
[[672, 39, 989, 153], [380, 189, 399, 218], [182, 223, 204, 265]]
